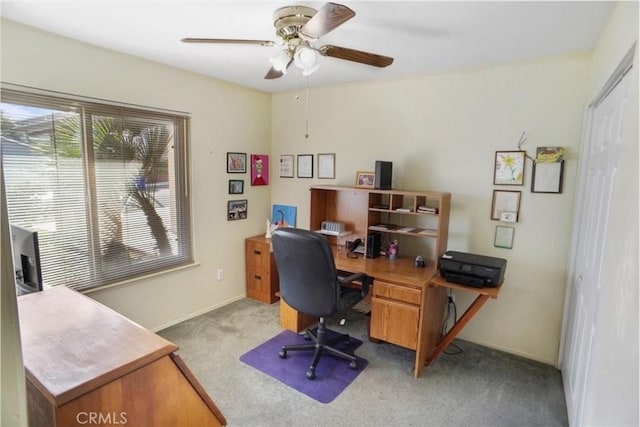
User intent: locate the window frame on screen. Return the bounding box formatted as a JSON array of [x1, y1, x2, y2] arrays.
[[1, 84, 194, 291]]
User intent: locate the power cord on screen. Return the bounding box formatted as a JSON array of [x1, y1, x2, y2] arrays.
[[441, 291, 463, 356]]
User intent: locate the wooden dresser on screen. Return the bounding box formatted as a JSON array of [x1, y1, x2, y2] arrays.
[[18, 287, 226, 427], [245, 235, 279, 304]]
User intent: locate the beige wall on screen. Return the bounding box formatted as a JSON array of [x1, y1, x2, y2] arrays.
[[1, 19, 272, 330], [271, 53, 591, 364]]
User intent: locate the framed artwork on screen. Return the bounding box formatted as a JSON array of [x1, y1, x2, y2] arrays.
[[317, 153, 336, 179], [227, 152, 246, 173], [227, 199, 247, 221], [297, 154, 313, 178], [491, 190, 521, 221], [532, 148, 565, 193], [279, 154, 294, 178], [532, 160, 564, 193], [271, 204, 297, 228], [355, 171, 375, 188], [250, 154, 269, 186], [228, 179, 244, 194], [494, 225, 515, 249], [494, 151, 525, 185]]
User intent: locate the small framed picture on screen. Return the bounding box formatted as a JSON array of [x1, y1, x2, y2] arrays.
[[318, 153, 336, 179], [494, 151, 525, 185], [297, 154, 313, 178], [355, 171, 375, 189], [227, 199, 247, 221], [279, 154, 294, 178], [250, 154, 269, 186], [227, 152, 247, 173], [531, 160, 564, 193], [491, 190, 521, 221], [228, 179, 244, 194], [494, 225, 515, 249]]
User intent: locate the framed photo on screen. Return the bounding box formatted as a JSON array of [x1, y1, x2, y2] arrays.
[[250, 154, 269, 186], [227, 199, 247, 221], [355, 171, 375, 188], [532, 160, 564, 193], [271, 204, 297, 228], [227, 152, 246, 173], [317, 153, 336, 179], [279, 154, 294, 178], [228, 179, 244, 194], [297, 154, 313, 178], [494, 151, 525, 185], [494, 225, 515, 249], [491, 190, 521, 221]]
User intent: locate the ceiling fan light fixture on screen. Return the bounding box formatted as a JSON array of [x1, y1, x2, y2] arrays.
[[270, 50, 291, 72], [294, 46, 319, 75]]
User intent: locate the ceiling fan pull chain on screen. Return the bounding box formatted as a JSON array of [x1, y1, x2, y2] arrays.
[[305, 79, 310, 139]]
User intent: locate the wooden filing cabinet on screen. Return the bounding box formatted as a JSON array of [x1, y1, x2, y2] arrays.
[[245, 235, 279, 304], [370, 280, 422, 350]]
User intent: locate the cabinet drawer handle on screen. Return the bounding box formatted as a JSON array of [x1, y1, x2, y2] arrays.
[[254, 275, 262, 280], [253, 250, 262, 255]]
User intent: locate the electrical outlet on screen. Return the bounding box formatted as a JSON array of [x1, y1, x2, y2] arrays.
[[217, 269, 224, 281], [448, 294, 455, 304]]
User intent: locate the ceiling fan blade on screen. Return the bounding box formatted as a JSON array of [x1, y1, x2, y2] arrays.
[[319, 45, 394, 68], [264, 59, 293, 80], [300, 2, 355, 40], [181, 38, 274, 47]]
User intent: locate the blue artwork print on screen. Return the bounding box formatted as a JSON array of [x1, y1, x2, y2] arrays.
[[271, 204, 297, 228]]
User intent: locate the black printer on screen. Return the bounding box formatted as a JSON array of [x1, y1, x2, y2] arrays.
[[438, 251, 507, 288]]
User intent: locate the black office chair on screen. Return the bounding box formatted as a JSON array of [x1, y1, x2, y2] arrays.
[[271, 228, 372, 380]]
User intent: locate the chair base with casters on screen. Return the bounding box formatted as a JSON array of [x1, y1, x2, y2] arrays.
[[278, 317, 357, 380], [271, 228, 372, 380]]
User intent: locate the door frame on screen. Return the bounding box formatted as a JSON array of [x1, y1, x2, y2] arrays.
[[558, 43, 636, 367]]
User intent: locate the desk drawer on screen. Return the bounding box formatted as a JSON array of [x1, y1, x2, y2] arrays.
[[373, 281, 421, 305], [246, 240, 269, 270]]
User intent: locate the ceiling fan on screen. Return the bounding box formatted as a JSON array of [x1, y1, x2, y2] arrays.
[[181, 2, 394, 80]]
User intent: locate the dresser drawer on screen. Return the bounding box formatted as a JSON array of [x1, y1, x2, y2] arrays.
[[373, 281, 421, 305]]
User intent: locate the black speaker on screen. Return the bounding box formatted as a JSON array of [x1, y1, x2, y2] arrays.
[[366, 233, 381, 259], [374, 161, 393, 189]]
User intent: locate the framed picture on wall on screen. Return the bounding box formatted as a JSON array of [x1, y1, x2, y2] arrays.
[[227, 199, 247, 221], [250, 154, 269, 186], [297, 154, 313, 178], [279, 154, 294, 178], [491, 190, 521, 221], [317, 153, 336, 179], [493, 151, 525, 185], [228, 180, 244, 194], [227, 152, 247, 173]]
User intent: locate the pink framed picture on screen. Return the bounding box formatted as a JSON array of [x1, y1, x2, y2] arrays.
[[250, 154, 269, 186]]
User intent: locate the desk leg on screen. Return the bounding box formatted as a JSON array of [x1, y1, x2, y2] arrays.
[[425, 294, 490, 366]]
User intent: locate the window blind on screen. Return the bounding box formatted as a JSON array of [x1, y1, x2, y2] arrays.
[[1, 87, 193, 291]]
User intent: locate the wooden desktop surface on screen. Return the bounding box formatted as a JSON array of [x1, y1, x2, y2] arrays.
[[18, 286, 178, 406], [333, 247, 437, 288]]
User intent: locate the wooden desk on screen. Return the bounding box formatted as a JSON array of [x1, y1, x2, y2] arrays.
[[279, 246, 447, 379], [18, 287, 226, 427], [278, 249, 503, 378]]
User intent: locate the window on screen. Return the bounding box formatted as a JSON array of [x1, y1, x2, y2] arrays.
[[1, 86, 192, 291]]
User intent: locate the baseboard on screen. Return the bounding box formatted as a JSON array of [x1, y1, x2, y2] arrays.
[[152, 294, 246, 333], [457, 337, 557, 366]]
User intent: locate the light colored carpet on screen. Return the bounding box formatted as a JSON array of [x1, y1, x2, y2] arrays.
[[159, 298, 568, 427]]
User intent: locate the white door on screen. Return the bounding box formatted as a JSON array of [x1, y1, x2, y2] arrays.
[[560, 67, 631, 425]]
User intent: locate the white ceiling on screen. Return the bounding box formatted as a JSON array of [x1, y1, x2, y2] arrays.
[[1, 1, 614, 93]]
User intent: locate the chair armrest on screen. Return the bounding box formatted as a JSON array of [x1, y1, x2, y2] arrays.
[[338, 272, 373, 296]]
